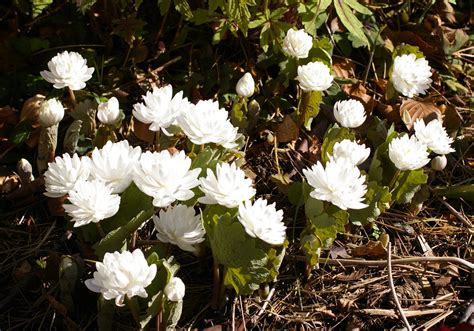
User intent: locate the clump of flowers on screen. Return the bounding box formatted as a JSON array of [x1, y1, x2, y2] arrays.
[[414, 119, 454, 155], [391, 53, 432, 97], [40, 50, 94, 90], [85, 249, 157, 306]]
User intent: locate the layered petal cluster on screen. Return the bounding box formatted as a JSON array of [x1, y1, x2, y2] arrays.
[[238, 198, 286, 245], [297, 61, 333, 92], [44, 153, 91, 198], [40, 51, 94, 90], [303, 159, 368, 210], [153, 205, 206, 253], [133, 150, 201, 207], [90, 140, 142, 193], [164, 277, 185, 302], [85, 250, 157, 306], [133, 85, 189, 135], [97, 97, 120, 125], [388, 135, 430, 171], [199, 162, 256, 208], [38, 98, 64, 127], [236, 72, 255, 98], [414, 119, 454, 155], [64, 179, 120, 227], [333, 99, 366, 128], [282, 29, 313, 59], [331, 139, 370, 166], [392, 54, 432, 97], [178, 100, 240, 149]]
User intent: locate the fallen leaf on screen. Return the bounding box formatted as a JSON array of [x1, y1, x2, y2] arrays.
[[131, 118, 155, 143], [436, 0, 456, 24], [399, 99, 442, 131], [376, 103, 401, 123], [276, 115, 299, 143], [333, 58, 356, 79], [20, 94, 45, 126], [351, 240, 387, 259]]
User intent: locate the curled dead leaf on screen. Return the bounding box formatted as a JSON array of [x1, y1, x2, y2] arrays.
[[376, 103, 401, 123], [20, 94, 45, 126], [131, 117, 155, 143], [351, 240, 387, 259], [399, 99, 442, 131], [333, 58, 356, 80], [0, 167, 20, 194]]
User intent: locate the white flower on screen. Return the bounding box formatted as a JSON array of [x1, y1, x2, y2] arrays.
[[388, 135, 430, 171], [333, 99, 366, 128], [164, 277, 185, 302], [303, 158, 368, 210], [153, 205, 205, 253], [178, 99, 240, 149], [199, 162, 256, 208], [90, 140, 142, 193], [331, 139, 370, 166], [238, 198, 286, 245], [64, 179, 120, 227], [44, 153, 91, 198], [97, 97, 120, 125], [85, 249, 157, 307], [133, 85, 189, 135], [392, 54, 432, 97], [431, 155, 447, 171], [40, 51, 94, 90], [282, 29, 313, 59], [38, 98, 64, 127], [133, 150, 201, 208], [296, 61, 333, 92], [236, 72, 255, 98], [414, 119, 454, 155]]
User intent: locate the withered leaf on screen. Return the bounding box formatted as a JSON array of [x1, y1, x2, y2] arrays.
[[351, 240, 387, 259], [399, 99, 442, 131], [276, 115, 299, 143]]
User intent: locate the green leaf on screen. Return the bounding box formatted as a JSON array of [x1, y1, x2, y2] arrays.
[[320, 125, 355, 164], [31, 0, 53, 18], [202, 206, 279, 295], [393, 44, 424, 59], [433, 184, 474, 201], [349, 181, 391, 226], [10, 120, 32, 145], [305, 197, 324, 220], [157, 0, 171, 15], [309, 37, 334, 66], [333, 0, 369, 47], [309, 206, 348, 248], [174, 0, 193, 19], [191, 145, 222, 177], [298, 0, 331, 36], [288, 181, 312, 207], [94, 208, 154, 259], [391, 169, 428, 205], [344, 0, 372, 15], [300, 231, 321, 266], [368, 130, 398, 183], [297, 91, 322, 129]]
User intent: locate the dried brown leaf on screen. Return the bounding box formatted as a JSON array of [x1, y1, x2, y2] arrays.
[[336, 268, 367, 281], [131, 118, 155, 143], [436, 0, 456, 24], [351, 241, 387, 259], [400, 99, 442, 131], [20, 94, 45, 126], [333, 58, 356, 80], [376, 103, 401, 122], [276, 115, 299, 143], [433, 276, 452, 288]]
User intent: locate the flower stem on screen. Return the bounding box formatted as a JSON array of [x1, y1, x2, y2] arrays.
[[68, 87, 76, 108], [96, 222, 105, 237], [154, 129, 161, 152], [126, 296, 141, 326], [388, 169, 401, 192], [211, 260, 221, 310]]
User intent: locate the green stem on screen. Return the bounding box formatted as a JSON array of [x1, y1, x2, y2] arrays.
[[96, 222, 105, 237], [154, 129, 161, 151], [388, 169, 401, 193], [126, 296, 141, 326], [211, 260, 221, 310]]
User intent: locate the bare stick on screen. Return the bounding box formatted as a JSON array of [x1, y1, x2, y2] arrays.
[[387, 242, 411, 331]]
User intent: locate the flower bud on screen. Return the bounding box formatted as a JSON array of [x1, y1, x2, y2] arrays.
[[164, 277, 185, 302], [431, 155, 447, 171], [97, 97, 120, 125], [38, 98, 64, 127], [236, 72, 255, 98], [333, 99, 366, 128]]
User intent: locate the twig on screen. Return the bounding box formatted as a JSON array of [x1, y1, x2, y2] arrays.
[[438, 198, 473, 228], [387, 242, 411, 331], [294, 255, 474, 270], [256, 286, 276, 319]]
